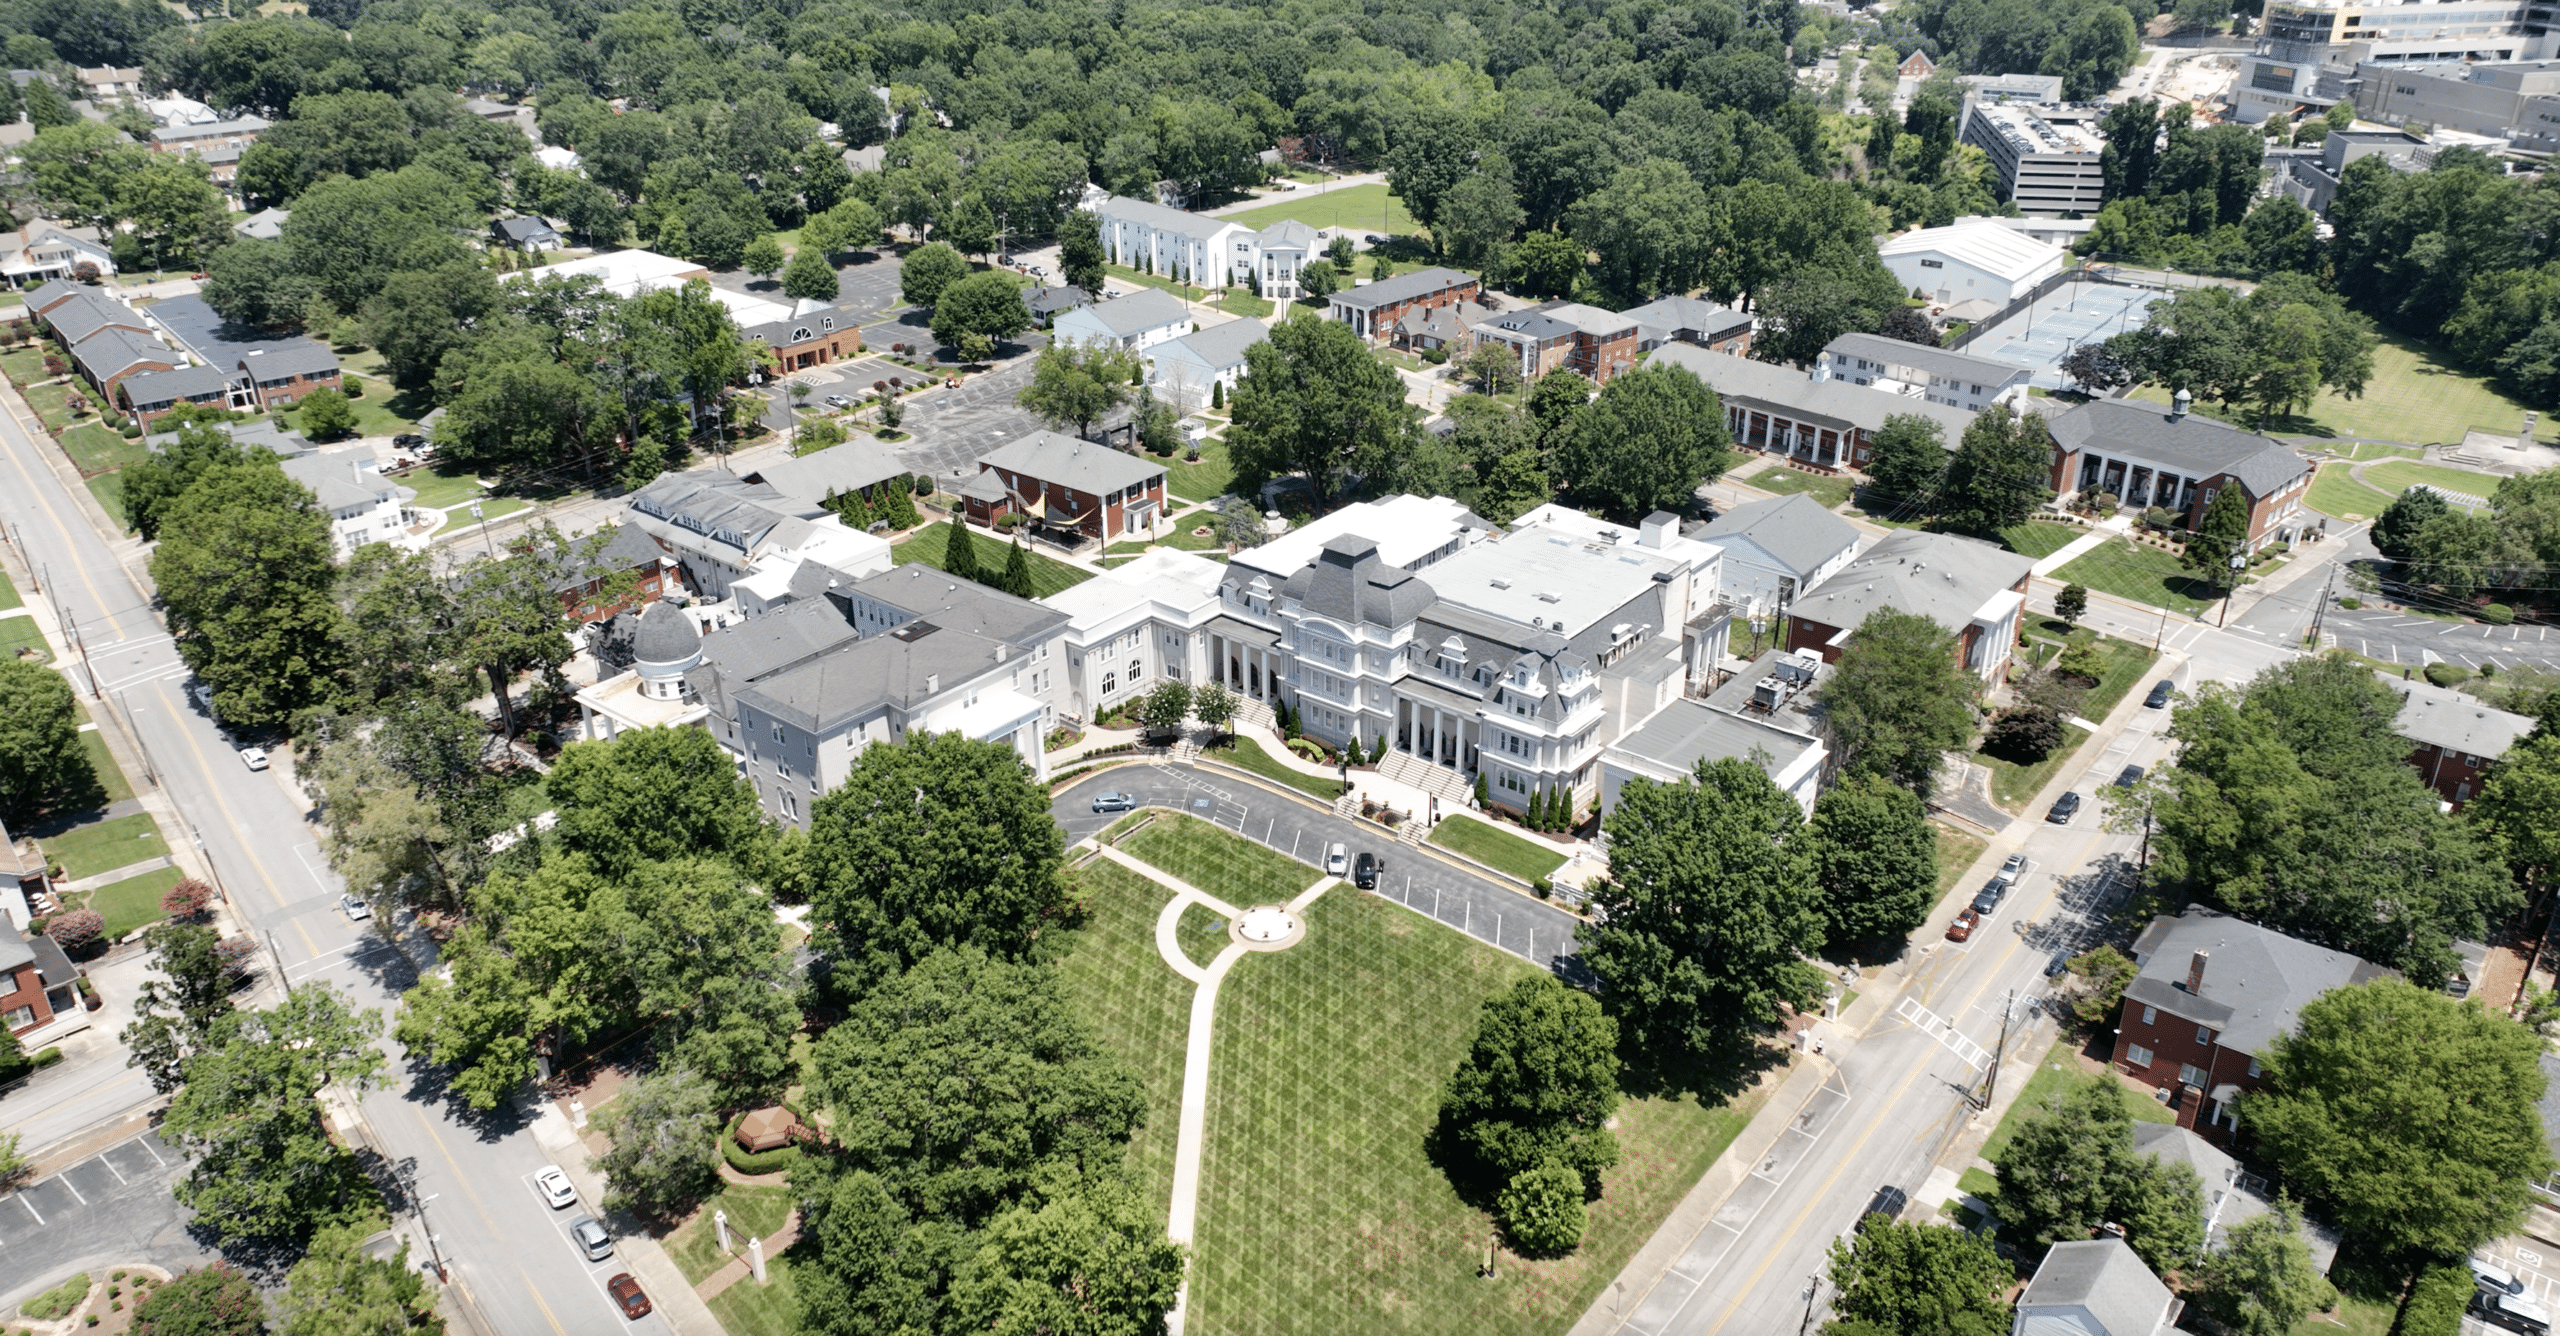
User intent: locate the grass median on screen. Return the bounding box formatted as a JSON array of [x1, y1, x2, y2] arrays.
[[1426, 815, 1567, 883]]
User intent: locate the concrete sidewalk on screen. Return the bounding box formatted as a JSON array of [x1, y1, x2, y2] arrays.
[[2029, 515, 2128, 577]]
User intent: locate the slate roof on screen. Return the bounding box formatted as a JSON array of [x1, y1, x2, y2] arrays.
[[1330, 266, 1476, 311], [120, 363, 238, 407], [1787, 528, 2032, 636], [2125, 906, 2392, 1056], [978, 430, 1163, 496], [1058, 287, 1190, 338], [2047, 398, 2309, 499], [1697, 493, 1862, 581], [2017, 1238, 2175, 1336], [1825, 331, 2024, 386], [1278, 535, 1437, 629], [233, 206, 288, 240], [492, 217, 558, 245], [628, 470, 803, 558], [633, 600, 702, 664], [2381, 673, 2535, 758]]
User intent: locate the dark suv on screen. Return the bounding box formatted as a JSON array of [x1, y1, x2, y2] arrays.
[[1353, 852, 1381, 888], [2047, 791, 2083, 824]]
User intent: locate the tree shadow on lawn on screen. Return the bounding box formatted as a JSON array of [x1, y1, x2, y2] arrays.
[[18, 761, 112, 838]]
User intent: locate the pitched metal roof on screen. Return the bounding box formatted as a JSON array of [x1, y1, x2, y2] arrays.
[[1696, 493, 1862, 581], [2046, 398, 2309, 499], [1878, 221, 2064, 285], [1329, 266, 1476, 311], [1056, 286, 1190, 338]]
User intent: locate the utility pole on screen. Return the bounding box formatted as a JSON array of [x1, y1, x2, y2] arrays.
[[118, 689, 155, 788], [1975, 990, 2017, 1112], [62, 604, 98, 698], [417, 1189, 451, 1281], [1798, 1271, 1826, 1336], [2304, 562, 2340, 651]]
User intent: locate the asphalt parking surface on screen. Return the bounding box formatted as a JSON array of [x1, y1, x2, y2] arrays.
[[892, 351, 1053, 484], [1052, 760, 1588, 974], [0, 1129, 218, 1311]]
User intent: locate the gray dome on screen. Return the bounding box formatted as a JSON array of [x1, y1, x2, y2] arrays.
[[632, 601, 701, 667]]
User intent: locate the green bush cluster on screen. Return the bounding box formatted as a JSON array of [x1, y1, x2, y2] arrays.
[[20, 1273, 90, 1320], [2482, 602, 2516, 625]]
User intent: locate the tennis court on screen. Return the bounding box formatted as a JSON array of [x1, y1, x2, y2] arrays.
[[1961, 281, 2164, 390]]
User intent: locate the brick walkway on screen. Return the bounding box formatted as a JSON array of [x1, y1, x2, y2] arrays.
[[693, 1211, 801, 1301]]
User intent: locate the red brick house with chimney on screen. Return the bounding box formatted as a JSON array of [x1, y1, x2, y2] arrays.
[[2045, 396, 2312, 551], [958, 430, 1167, 543], [2112, 908, 2392, 1139], [2381, 673, 2534, 811]]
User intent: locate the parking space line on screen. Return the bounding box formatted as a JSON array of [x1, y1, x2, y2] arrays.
[[17, 1194, 42, 1225], [94, 1152, 127, 1185], [56, 1173, 84, 1204], [134, 1134, 165, 1167]]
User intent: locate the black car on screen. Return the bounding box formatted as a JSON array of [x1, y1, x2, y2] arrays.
[[1970, 881, 2004, 916], [2116, 764, 2146, 788], [392, 432, 426, 448], [1353, 851, 1381, 888], [2144, 679, 2176, 709], [2047, 791, 2083, 824], [2046, 950, 2073, 977]]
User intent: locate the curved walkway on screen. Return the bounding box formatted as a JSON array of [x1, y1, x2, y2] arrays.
[[1092, 843, 1332, 1336]]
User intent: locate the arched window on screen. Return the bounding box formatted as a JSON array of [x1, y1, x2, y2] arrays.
[[1103, 672, 1118, 696]]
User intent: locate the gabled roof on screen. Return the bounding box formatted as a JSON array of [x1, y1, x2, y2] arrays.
[[1620, 294, 1752, 344], [628, 470, 800, 558], [71, 326, 173, 379], [1329, 266, 1476, 311], [233, 206, 288, 240], [2381, 673, 2535, 758], [1878, 221, 2063, 285], [1697, 493, 1862, 581], [45, 293, 148, 345], [279, 448, 400, 511], [1091, 193, 1250, 242], [1025, 284, 1091, 315], [2126, 906, 2392, 1056], [1786, 528, 2032, 636], [1824, 332, 2026, 387], [742, 439, 907, 515], [492, 216, 558, 243], [1155, 317, 1267, 372], [2046, 398, 2309, 499], [1480, 309, 1576, 342], [978, 430, 1163, 496], [2018, 1239, 2175, 1336], [23, 279, 94, 314], [235, 343, 340, 380], [1533, 301, 1639, 337], [1254, 219, 1319, 250], [1647, 344, 1978, 440], [120, 363, 237, 407], [1279, 534, 1437, 630], [1056, 287, 1190, 338]]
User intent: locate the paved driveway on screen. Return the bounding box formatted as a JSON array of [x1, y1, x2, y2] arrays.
[[0, 1129, 216, 1310], [1051, 761, 1587, 973], [893, 352, 1053, 485]]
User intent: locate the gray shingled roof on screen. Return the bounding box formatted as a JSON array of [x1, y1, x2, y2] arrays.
[[1647, 342, 1978, 440], [1786, 528, 2031, 637], [149, 294, 337, 378], [1825, 332, 2023, 387], [72, 326, 172, 379], [1330, 266, 1475, 311], [633, 601, 702, 664], [1609, 697, 1822, 782], [743, 439, 906, 515], [629, 470, 799, 557], [1061, 286, 1190, 338], [0, 922, 33, 974], [1282, 535, 1436, 630], [23, 278, 91, 313], [1697, 493, 1861, 581], [278, 450, 401, 511], [1156, 317, 1267, 372], [1095, 194, 1244, 241], [2381, 673, 2535, 758], [236, 343, 341, 381], [45, 293, 147, 345], [493, 217, 557, 243], [978, 430, 1164, 497], [2018, 1239, 2174, 1336], [1620, 294, 1752, 343], [119, 363, 236, 407], [1026, 285, 1091, 315], [2125, 906, 2391, 1056], [2047, 398, 2308, 499]]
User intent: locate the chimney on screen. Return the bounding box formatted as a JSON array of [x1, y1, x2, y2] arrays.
[[2186, 949, 2209, 995], [925, 673, 939, 694], [2170, 388, 2192, 420]]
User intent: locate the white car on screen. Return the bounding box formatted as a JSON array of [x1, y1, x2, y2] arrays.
[[239, 746, 269, 771], [534, 1165, 577, 1210], [1324, 842, 1348, 877], [339, 893, 372, 922]]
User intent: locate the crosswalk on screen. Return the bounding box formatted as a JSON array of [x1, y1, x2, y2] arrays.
[[1894, 996, 1991, 1069]]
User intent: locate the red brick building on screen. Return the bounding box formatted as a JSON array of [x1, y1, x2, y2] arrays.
[[1475, 301, 1643, 386], [1327, 266, 1480, 342], [2045, 396, 2312, 550], [1780, 529, 2036, 686], [743, 302, 864, 372], [1, 920, 76, 1039], [553, 523, 685, 624], [2112, 908, 2391, 1138], [2383, 673, 2534, 810], [960, 430, 1168, 543]]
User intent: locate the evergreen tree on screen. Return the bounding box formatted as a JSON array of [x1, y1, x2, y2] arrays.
[[1001, 541, 1034, 598], [941, 515, 981, 582], [2184, 485, 2253, 594], [1345, 733, 1365, 765], [1211, 380, 1224, 409], [1475, 772, 1491, 808]]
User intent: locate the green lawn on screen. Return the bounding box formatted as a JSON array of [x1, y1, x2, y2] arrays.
[[1753, 467, 1854, 511], [2052, 539, 2218, 617], [395, 464, 489, 510], [40, 813, 169, 880], [1165, 440, 1235, 503], [1219, 184, 1419, 237], [85, 472, 127, 530], [1204, 735, 1344, 802], [273, 376, 425, 439], [0, 613, 50, 662], [80, 729, 132, 804], [2000, 521, 2083, 559], [2325, 440, 2423, 462], [0, 345, 50, 389], [0, 568, 19, 610], [2361, 459, 2501, 506], [664, 1182, 795, 1285], [1056, 857, 1196, 1211], [446, 496, 528, 525], [703, 1255, 800, 1336], [1426, 815, 1567, 883], [1980, 724, 2094, 812], [2017, 630, 2160, 721], [891, 525, 1095, 597], [1933, 822, 1988, 898], [1103, 264, 1207, 301], [1117, 811, 1327, 908], [1216, 291, 1274, 318], [58, 421, 144, 477], [1979, 1037, 2175, 1166], [2131, 330, 2531, 444], [87, 866, 179, 940], [1178, 899, 1230, 971], [1188, 886, 1762, 1336], [1106, 524, 1223, 559], [2306, 460, 2397, 521]]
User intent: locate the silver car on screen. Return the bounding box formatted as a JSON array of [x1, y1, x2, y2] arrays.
[[570, 1214, 613, 1262]]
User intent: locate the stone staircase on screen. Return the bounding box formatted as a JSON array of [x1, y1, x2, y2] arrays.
[[1230, 697, 1276, 731], [1375, 749, 1477, 809]]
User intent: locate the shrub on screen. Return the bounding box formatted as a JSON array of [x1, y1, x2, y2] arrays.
[[719, 1114, 805, 1175], [2338, 596, 2360, 610], [2482, 602, 2516, 625], [160, 878, 214, 919], [1422, 345, 1448, 364], [21, 1273, 90, 1320], [119, 423, 139, 439], [47, 908, 103, 953], [2398, 1262, 2473, 1336], [34, 1047, 61, 1067], [1497, 1161, 1589, 1255], [2423, 662, 2471, 688]]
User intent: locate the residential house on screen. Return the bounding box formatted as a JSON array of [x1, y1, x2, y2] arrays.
[[1784, 528, 2034, 684], [463, 97, 520, 121], [0, 223, 115, 288], [118, 363, 242, 430], [2380, 672, 2534, 809], [1328, 267, 1480, 341], [2111, 906, 2393, 1136], [1049, 287, 1193, 352], [21, 279, 98, 318], [1042, 546, 1227, 720], [76, 66, 141, 98], [1026, 284, 1092, 327], [278, 446, 418, 559], [1899, 49, 1938, 78], [2046, 396, 2312, 550], [492, 217, 561, 253], [69, 326, 179, 401], [1879, 221, 2065, 305], [148, 295, 343, 409], [1473, 301, 1641, 385], [1818, 332, 2032, 413], [625, 468, 893, 604], [2012, 1238, 2179, 1336], [553, 523, 683, 623], [1147, 317, 1267, 411], [1619, 294, 1753, 355], [739, 299, 864, 371], [2129, 1122, 2341, 1269], [148, 115, 269, 158], [578, 566, 1073, 827], [1600, 695, 1828, 817], [0, 920, 74, 1040], [233, 207, 288, 241], [960, 430, 1167, 543], [0, 818, 40, 932], [1395, 298, 1495, 354], [1695, 492, 1865, 617], [1648, 343, 1976, 473]]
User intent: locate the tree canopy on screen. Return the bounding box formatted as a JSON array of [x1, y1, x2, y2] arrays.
[[1817, 608, 1979, 795]]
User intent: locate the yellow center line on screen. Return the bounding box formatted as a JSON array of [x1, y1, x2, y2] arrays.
[[410, 1103, 570, 1336], [1699, 819, 2119, 1335], [139, 677, 320, 959]]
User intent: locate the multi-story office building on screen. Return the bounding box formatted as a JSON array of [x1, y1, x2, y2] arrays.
[[1958, 101, 2108, 215], [2232, 0, 2556, 123]]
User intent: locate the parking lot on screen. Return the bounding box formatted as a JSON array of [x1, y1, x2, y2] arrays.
[[892, 352, 1052, 484], [0, 1129, 219, 1312]]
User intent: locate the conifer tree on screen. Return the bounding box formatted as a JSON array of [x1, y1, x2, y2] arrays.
[[941, 514, 980, 582]]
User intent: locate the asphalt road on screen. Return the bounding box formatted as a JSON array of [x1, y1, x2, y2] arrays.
[[0, 374, 658, 1335], [2222, 532, 2560, 673], [0, 1128, 217, 1312], [1049, 761, 1588, 973]]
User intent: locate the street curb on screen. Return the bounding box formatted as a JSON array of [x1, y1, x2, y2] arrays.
[[526, 1101, 729, 1336], [18, 1098, 164, 1179]]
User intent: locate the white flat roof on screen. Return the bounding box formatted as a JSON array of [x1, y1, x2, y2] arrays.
[[1229, 495, 1477, 580], [1426, 525, 1685, 639], [1041, 547, 1225, 628], [504, 249, 793, 325], [1878, 222, 2063, 285], [1511, 503, 1723, 579]]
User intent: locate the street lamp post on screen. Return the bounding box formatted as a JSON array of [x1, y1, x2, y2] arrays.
[[417, 1191, 450, 1281]]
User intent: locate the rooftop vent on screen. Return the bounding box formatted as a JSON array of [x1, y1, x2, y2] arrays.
[[1490, 577, 1512, 589], [890, 621, 941, 642], [1536, 591, 1563, 603]]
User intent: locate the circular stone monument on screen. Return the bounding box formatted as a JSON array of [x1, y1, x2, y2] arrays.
[[1232, 905, 1302, 947]]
